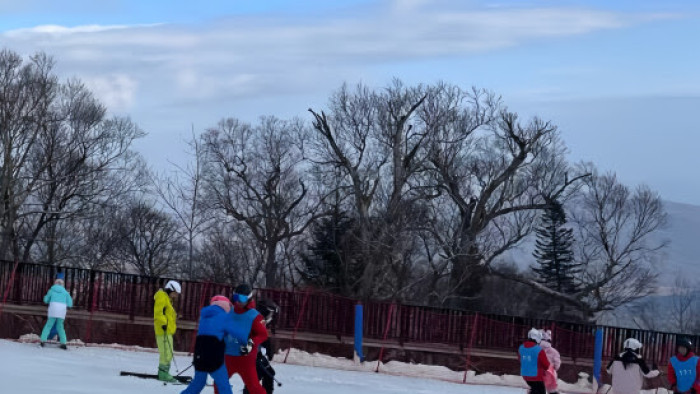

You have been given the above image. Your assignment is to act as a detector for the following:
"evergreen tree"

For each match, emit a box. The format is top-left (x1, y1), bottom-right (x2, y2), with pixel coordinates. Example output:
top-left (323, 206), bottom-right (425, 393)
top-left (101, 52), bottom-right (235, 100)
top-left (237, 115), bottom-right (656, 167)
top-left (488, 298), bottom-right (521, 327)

top-left (532, 200), bottom-right (580, 293)
top-left (299, 209), bottom-right (363, 296)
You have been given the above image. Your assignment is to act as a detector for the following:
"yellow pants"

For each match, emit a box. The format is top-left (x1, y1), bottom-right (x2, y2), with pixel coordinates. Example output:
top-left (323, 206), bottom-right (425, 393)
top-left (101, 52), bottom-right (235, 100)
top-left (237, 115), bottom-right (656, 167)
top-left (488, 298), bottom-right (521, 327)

top-left (156, 334), bottom-right (174, 365)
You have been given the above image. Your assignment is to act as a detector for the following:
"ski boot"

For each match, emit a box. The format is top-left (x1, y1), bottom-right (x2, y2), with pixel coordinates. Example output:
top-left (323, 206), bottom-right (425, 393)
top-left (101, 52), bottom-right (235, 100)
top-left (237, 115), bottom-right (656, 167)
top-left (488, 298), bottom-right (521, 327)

top-left (158, 364), bottom-right (178, 383)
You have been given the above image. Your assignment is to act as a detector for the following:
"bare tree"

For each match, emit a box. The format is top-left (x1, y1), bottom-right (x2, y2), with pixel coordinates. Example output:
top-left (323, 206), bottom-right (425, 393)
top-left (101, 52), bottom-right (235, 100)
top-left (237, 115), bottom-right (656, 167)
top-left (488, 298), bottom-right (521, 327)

top-left (197, 220), bottom-right (263, 284)
top-left (202, 116), bottom-right (320, 287)
top-left (423, 87), bottom-right (585, 307)
top-left (115, 200), bottom-right (184, 276)
top-left (308, 80), bottom-right (442, 299)
top-left (154, 129), bottom-right (212, 279)
top-left (18, 113), bottom-right (144, 264)
top-left (0, 49), bottom-right (144, 264)
top-left (0, 50), bottom-right (58, 259)
top-left (65, 204), bottom-right (123, 270)
top-left (571, 167), bottom-right (667, 316)
top-left (669, 274), bottom-right (698, 333)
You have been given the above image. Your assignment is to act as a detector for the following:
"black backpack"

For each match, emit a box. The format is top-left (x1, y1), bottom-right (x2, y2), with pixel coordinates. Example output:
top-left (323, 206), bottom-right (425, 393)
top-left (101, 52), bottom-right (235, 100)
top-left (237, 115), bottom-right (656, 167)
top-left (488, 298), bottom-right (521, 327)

top-left (192, 335), bottom-right (226, 372)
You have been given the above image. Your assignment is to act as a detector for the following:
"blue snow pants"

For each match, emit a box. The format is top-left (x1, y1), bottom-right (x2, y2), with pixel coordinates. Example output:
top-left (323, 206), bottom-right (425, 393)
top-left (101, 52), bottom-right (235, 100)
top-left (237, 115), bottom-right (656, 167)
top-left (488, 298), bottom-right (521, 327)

top-left (181, 364), bottom-right (232, 394)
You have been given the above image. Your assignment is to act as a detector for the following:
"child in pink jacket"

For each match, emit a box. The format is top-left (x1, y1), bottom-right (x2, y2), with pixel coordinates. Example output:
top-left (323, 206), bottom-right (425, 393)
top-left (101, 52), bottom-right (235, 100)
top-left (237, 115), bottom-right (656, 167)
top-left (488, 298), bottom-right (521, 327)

top-left (540, 330), bottom-right (561, 394)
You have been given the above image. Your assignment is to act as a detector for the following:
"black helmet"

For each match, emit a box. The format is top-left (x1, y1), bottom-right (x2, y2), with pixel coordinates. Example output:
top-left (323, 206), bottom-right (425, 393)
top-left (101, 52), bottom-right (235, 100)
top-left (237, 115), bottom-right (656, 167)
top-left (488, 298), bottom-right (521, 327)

top-left (231, 284), bottom-right (253, 304)
top-left (234, 284), bottom-right (252, 296)
top-left (677, 337), bottom-right (693, 349)
top-left (257, 298), bottom-right (279, 323)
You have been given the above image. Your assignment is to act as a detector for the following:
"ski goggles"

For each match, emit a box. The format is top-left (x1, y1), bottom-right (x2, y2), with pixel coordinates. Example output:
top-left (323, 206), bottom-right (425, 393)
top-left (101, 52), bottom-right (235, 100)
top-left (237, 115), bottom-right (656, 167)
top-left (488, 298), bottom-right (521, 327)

top-left (232, 292), bottom-right (251, 304)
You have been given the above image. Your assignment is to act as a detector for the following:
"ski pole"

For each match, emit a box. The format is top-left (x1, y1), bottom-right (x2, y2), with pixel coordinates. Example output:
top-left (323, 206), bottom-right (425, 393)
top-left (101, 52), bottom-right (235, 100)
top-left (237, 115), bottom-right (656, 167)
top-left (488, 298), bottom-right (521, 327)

top-left (176, 363), bottom-right (193, 377)
top-left (257, 358), bottom-right (283, 387)
top-left (164, 312), bottom-right (180, 373)
top-left (167, 334), bottom-right (180, 372)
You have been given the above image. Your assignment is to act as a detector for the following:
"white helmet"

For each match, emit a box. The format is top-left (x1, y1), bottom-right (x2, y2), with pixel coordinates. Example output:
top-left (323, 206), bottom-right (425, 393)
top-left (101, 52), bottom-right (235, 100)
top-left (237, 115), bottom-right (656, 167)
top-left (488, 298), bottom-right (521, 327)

top-left (165, 280), bottom-right (181, 294)
top-left (624, 338), bottom-right (642, 351)
top-left (528, 328), bottom-right (543, 343)
top-left (541, 330), bottom-right (552, 342)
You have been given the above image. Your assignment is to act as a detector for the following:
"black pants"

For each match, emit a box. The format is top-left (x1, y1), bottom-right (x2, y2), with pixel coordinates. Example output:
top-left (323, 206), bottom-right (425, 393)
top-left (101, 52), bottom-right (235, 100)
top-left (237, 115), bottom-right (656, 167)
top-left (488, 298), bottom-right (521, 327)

top-left (526, 381), bottom-right (546, 394)
top-left (243, 355), bottom-right (275, 394)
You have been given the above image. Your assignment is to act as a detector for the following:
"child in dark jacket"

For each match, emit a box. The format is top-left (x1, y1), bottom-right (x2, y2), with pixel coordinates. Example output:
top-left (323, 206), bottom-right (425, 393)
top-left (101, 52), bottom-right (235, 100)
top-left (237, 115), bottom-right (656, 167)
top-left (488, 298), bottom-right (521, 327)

top-left (243, 299), bottom-right (279, 394)
top-left (181, 296), bottom-right (237, 394)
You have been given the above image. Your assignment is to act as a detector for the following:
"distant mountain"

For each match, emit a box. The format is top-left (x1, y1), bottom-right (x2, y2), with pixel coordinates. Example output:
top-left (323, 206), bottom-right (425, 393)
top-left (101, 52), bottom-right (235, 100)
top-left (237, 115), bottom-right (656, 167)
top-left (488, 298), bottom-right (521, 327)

top-left (653, 201), bottom-right (700, 286)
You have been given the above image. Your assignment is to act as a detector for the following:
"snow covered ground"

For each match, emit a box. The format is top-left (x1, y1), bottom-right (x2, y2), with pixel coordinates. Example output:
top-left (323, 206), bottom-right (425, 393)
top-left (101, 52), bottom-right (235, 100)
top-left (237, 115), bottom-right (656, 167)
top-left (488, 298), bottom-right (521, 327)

top-left (0, 339), bottom-right (521, 394)
top-left (0, 339), bottom-right (672, 394)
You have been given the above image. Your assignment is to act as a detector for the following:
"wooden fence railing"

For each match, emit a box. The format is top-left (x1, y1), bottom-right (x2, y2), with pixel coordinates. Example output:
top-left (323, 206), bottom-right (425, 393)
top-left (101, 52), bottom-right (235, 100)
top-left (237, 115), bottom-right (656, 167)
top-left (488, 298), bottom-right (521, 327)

top-left (0, 259), bottom-right (695, 366)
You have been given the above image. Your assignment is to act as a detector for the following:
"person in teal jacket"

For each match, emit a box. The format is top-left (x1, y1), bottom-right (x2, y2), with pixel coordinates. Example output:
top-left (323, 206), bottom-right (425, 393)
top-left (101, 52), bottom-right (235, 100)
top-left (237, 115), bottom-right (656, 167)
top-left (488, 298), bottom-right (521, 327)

top-left (40, 277), bottom-right (73, 349)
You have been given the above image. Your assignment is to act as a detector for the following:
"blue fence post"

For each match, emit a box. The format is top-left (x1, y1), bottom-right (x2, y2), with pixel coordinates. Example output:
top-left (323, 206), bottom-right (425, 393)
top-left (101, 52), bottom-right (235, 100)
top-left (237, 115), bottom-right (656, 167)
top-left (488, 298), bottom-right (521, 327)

top-left (593, 327), bottom-right (604, 386)
top-left (354, 302), bottom-right (365, 362)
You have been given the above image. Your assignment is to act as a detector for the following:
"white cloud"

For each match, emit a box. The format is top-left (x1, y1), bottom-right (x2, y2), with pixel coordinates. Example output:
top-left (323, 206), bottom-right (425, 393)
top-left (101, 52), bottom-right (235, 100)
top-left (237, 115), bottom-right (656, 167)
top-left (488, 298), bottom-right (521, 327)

top-left (0, 2), bottom-right (675, 118)
top-left (0, 0), bottom-right (686, 191)
top-left (81, 74), bottom-right (138, 112)
top-left (4, 24), bottom-right (149, 37)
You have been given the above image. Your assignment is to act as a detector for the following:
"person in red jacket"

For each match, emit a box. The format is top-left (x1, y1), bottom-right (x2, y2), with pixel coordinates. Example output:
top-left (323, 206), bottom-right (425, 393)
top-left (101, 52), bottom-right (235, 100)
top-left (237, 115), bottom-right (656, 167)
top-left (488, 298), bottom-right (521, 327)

top-left (668, 337), bottom-right (700, 394)
top-left (214, 284), bottom-right (268, 394)
top-left (519, 328), bottom-right (551, 394)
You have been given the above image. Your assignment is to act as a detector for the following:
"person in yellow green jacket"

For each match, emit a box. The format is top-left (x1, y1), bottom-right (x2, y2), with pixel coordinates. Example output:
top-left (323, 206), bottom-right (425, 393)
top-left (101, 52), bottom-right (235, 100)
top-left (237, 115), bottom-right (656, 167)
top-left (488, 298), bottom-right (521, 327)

top-left (154, 280), bottom-right (181, 382)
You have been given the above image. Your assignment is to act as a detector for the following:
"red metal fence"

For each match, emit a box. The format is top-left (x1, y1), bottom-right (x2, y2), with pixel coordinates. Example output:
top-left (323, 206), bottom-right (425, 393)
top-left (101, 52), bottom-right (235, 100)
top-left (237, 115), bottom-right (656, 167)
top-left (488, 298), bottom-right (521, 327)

top-left (0, 259), bottom-right (695, 366)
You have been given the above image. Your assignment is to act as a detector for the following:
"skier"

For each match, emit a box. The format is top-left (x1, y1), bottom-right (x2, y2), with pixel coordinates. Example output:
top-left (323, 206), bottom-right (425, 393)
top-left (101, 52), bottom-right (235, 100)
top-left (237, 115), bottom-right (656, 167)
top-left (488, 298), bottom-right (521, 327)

top-left (668, 337), bottom-right (700, 394)
top-left (606, 338), bottom-right (659, 394)
top-left (39, 274), bottom-right (73, 349)
top-left (180, 296), bottom-right (238, 394)
top-left (539, 329), bottom-right (561, 394)
top-left (519, 328), bottom-right (551, 394)
top-left (154, 280), bottom-right (181, 382)
top-left (243, 298), bottom-right (280, 394)
top-left (214, 284), bottom-right (269, 394)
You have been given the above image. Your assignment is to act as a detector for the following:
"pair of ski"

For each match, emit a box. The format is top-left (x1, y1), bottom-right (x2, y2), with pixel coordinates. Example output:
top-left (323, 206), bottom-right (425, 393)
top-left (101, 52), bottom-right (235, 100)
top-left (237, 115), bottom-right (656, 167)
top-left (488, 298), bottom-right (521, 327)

top-left (119, 371), bottom-right (194, 386)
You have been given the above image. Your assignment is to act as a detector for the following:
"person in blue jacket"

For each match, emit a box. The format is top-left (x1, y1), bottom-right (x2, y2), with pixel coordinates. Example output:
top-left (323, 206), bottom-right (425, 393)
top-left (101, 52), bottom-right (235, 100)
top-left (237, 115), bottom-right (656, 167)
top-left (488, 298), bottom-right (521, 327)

top-left (214, 284), bottom-right (268, 394)
top-left (181, 295), bottom-right (238, 394)
top-left (40, 276), bottom-right (73, 349)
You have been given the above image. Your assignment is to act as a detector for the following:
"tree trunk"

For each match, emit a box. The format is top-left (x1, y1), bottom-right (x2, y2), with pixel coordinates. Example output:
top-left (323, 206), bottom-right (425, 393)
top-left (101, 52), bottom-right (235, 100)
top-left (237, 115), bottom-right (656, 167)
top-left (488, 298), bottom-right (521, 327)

top-left (264, 240), bottom-right (278, 288)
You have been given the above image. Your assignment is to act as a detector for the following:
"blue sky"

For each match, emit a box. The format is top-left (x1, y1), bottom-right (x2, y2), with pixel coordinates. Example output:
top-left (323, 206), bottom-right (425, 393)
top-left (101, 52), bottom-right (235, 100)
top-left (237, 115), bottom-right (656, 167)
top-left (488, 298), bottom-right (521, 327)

top-left (2, 0), bottom-right (700, 204)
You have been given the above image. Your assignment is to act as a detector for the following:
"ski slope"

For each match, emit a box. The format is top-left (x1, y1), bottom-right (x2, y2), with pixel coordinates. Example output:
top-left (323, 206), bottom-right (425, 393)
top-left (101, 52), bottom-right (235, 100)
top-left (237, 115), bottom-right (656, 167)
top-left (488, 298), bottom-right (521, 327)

top-left (0, 339), bottom-right (521, 394)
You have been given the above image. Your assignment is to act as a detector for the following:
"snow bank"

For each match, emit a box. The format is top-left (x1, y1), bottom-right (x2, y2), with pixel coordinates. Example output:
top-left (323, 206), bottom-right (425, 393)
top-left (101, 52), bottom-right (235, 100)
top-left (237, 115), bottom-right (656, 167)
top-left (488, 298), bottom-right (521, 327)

top-left (277, 348), bottom-right (674, 394)
top-left (277, 348), bottom-right (598, 392)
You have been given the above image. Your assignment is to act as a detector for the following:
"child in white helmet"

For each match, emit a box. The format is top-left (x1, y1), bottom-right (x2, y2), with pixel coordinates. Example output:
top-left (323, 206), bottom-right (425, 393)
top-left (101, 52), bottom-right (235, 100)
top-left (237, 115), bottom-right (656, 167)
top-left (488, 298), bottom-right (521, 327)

top-left (606, 338), bottom-right (659, 394)
top-left (519, 328), bottom-right (551, 394)
top-left (539, 329), bottom-right (561, 394)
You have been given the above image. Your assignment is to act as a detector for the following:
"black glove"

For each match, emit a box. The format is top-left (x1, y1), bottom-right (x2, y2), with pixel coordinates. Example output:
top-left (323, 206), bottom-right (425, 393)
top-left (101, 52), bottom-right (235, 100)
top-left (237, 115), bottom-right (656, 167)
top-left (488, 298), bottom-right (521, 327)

top-left (240, 338), bottom-right (254, 355)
